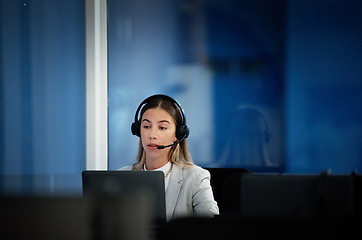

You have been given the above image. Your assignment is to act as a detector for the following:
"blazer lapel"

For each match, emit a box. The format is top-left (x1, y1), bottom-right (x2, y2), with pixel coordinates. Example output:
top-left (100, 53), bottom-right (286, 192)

top-left (165, 164), bottom-right (183, 221)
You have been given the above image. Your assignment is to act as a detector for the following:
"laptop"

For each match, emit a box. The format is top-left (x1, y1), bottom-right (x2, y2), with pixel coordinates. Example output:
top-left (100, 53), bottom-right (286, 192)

top-left (82, 170), bottom-right (166, 225)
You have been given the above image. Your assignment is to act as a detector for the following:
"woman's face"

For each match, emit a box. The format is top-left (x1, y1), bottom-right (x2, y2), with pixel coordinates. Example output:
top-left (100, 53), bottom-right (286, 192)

top-left (140, 107), bottom-right (177, 160)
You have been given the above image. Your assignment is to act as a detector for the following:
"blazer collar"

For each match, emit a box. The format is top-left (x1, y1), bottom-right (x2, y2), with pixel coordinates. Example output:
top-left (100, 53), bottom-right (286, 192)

top-left (169, 163), bottom-right (183, 183)
top-left (165, 164), bottom-right (183, 221)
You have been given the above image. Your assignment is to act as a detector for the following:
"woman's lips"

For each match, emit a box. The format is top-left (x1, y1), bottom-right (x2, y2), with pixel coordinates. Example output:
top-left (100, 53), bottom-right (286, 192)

top-left (147, 144), bottom-right (159, 150)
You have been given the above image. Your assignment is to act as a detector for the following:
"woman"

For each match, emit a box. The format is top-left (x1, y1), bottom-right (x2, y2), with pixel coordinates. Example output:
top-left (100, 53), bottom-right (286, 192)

top-left (120, 94), bottom-right (219, 221)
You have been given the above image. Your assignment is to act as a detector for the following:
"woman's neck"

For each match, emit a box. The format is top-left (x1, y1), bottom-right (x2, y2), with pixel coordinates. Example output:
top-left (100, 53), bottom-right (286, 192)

top-left (145, 157), bottom-right (169, 170)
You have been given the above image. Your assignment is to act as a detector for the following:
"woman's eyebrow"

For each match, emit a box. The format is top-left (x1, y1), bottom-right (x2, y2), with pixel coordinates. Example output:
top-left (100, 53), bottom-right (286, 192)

top-left (158, 120), bottom-right (171, 124)
top-left (141, 119), bottom-right (170, 124)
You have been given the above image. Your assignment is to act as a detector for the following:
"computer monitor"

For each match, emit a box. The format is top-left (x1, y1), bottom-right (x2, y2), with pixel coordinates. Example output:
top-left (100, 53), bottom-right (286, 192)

top-left (223, 174), bottom-right (354, 217)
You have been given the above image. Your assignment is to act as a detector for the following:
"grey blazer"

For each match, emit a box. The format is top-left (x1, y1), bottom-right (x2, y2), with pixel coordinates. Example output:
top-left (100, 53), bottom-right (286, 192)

top-left (119, 164), bottom-right (219, 221)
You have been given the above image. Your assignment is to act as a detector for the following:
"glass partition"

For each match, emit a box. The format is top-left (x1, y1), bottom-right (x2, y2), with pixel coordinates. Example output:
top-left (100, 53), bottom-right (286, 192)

top-left (0, 0), bottom-right (86, 196)
top-left (108, 0), bottom-right (285, 172)
top-left (108, 0), bottom-right (362, 174)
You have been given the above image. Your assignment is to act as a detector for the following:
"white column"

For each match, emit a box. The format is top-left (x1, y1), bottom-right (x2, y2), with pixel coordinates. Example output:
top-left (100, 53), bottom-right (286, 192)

top-left (85, 0), bottom-right (108, 170)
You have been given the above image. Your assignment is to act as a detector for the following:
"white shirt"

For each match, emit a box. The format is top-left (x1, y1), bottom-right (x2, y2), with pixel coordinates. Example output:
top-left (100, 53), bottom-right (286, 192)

top-left (144, 161), bottom-right (172, 193)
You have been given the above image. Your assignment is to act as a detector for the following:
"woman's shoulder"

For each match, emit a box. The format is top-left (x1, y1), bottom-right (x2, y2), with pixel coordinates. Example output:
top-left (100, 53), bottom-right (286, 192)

top-left (118, 165), bottom-right (134, 171)
top-left (180, 164), bottom-right (210, 179)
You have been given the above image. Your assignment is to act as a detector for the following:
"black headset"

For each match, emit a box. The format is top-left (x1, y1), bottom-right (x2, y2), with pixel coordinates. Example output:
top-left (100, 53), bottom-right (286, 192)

top-left (131, 94), bottom-right (190, 141)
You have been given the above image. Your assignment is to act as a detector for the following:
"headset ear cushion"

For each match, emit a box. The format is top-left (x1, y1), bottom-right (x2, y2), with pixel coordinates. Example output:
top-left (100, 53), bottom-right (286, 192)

top-left (176, 124), bottom-right (189, 140)
top-left (131, 121), bottom-right (140, 137)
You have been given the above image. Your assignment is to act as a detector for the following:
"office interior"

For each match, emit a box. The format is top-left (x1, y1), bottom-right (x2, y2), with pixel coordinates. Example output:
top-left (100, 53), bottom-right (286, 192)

top-left (1, 0), bottom-right (361, 239)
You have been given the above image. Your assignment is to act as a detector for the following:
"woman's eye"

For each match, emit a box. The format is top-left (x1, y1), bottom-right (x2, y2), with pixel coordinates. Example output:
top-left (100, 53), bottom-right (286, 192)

top-left (143, 125), bottom-right (150, 129)
top-left (160, 127), bottom-right (167, 130)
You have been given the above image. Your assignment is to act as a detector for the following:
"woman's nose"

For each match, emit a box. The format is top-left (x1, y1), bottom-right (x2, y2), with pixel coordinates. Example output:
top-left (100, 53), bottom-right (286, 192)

top-left (148, 128), bottom-right (157, 139)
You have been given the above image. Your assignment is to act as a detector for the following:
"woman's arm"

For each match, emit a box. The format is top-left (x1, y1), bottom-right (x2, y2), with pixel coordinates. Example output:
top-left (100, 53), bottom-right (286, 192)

top-left (192, 168), bottom-right (220, 217)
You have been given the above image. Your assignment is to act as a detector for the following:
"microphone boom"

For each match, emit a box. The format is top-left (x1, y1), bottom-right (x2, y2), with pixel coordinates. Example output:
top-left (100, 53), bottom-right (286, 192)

top-left (157, 136), bottom-right (185, 149)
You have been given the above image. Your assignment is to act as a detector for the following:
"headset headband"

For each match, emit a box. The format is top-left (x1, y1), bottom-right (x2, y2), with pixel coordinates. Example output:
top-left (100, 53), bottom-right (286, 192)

top-left (134, 94), bottom-right (187, 125)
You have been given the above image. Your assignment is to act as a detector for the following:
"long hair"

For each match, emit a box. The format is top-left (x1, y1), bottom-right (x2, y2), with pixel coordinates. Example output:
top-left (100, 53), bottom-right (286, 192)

top-left (132, 96), bottom-right (194, 170)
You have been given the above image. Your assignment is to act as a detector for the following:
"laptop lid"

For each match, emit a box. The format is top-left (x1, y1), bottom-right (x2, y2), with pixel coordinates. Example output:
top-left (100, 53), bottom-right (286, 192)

top-left (82, 170), bottom-right (166, 224)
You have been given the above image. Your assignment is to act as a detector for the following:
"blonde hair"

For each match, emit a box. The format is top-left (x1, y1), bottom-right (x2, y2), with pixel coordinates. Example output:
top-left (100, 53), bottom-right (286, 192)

top-left (132, 96), bottom-right (194, 170)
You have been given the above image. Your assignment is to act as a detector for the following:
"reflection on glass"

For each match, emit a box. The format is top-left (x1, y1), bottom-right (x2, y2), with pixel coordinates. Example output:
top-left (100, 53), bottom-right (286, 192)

top-left (218, 108), bottom-right (273, 168)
